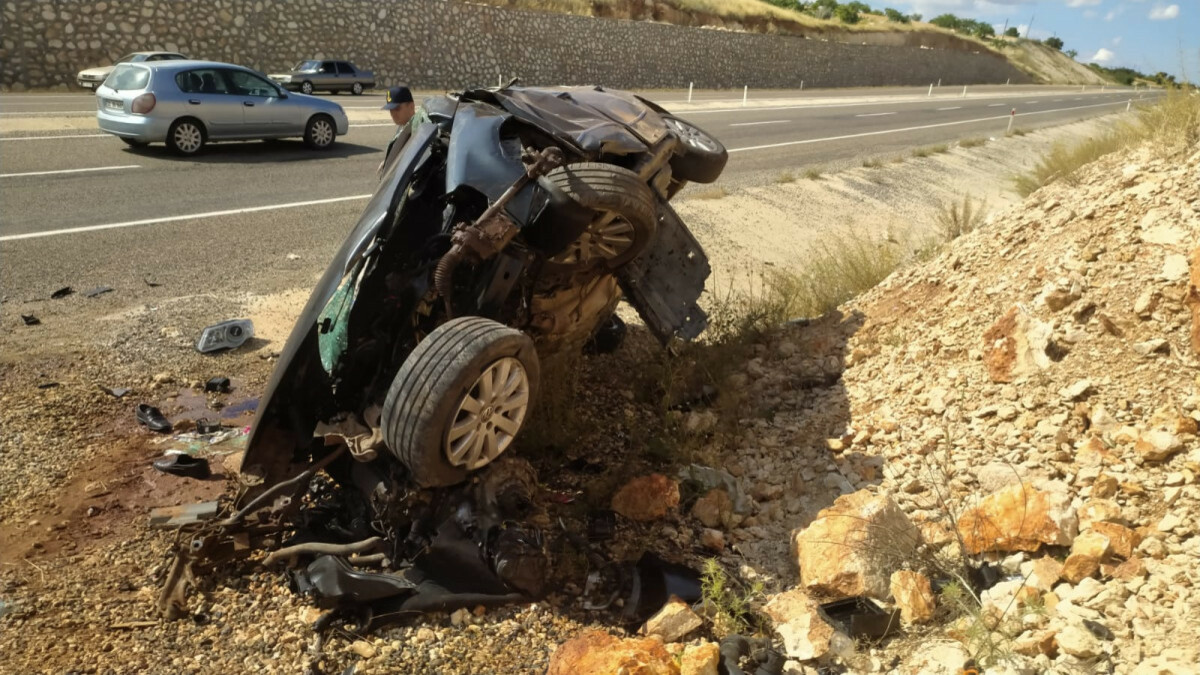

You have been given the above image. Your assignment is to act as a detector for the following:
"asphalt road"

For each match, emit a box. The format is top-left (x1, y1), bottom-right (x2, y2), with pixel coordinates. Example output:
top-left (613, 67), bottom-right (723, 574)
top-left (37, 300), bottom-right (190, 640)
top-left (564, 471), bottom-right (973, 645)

top-left (0, 86), bottom-right (1158, 310)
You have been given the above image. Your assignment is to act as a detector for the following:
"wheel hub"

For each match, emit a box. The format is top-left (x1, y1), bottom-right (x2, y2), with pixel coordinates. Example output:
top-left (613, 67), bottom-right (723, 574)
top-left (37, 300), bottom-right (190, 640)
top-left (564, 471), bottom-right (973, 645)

top-left (444, 357), bottom-right (529, 470)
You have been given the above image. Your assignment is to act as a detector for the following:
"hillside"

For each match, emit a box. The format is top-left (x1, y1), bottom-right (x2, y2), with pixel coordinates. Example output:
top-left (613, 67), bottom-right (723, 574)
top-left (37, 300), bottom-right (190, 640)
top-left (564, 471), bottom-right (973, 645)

top-left (466, 0), bottom-right (1113, 85)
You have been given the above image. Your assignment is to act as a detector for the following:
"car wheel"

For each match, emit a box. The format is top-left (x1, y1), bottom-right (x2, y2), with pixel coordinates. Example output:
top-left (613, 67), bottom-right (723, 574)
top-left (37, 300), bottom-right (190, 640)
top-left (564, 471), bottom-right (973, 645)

top-left (304, 114), bottom-right (336, 150)
top-left (544, 163), bottom-right (657, 270)
top-left (120, 137), bottom-right (149, 148)
top-left (662, 115), bottom-right (728, 184)
top-left (382, 316), bottom-right (539, 488)
top-left (351, 82), bottom-right (363, 95)
top-left (166, 118), bottom-right (206, 155)
top-left (300, 80), bottom-right (314, 95)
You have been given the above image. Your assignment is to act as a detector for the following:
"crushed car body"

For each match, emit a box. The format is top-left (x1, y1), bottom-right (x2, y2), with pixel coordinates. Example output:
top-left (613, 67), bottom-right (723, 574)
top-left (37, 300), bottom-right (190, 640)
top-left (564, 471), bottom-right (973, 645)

top-left (154, 83), bottom-right (728, 630)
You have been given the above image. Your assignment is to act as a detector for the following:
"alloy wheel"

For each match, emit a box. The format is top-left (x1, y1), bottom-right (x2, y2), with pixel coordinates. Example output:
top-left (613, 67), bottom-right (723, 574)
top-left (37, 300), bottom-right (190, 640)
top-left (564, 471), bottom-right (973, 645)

top-left (311, 119), bottom-right (334, 147)
top-left (550, 216), bottom-right (636, 266)
top-left (444, 357), bottom-right (530, 470)
top-left (665, 117), bottom-right (721, 153)
top-left (173, 123), bottom-right (202, 154)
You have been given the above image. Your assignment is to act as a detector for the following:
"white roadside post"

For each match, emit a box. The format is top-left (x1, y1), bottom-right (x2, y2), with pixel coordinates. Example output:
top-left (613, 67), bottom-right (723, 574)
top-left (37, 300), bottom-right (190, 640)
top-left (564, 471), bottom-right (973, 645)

top-left (743, 85), bottom-right (748, 107)
top-left (1127, 99), bottom-right (1132, 112)
top-left (1006, 78), bottom-right (1010, 85)
top-left (938, 78), bottom-right (942, 87)
top-left (928, 83), bottom-right (933, 97)
top-left (1008, 108), bottom-right (1016, 134)
top-left (961, 85), bottom-right (967, 98)
top-left (688, 82), bottom-right (693, 103)
top-left (800, 80), bottom-right (804, 91)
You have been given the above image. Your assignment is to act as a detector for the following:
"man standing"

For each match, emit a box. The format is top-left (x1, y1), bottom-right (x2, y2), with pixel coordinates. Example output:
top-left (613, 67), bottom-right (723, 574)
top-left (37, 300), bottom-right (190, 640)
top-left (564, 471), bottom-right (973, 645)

top-left (379, 84), bottom-right (427, 177)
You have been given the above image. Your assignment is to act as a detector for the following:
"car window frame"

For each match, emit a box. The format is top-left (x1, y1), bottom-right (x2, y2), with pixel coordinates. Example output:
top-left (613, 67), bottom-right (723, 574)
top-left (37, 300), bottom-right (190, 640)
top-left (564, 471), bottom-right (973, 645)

top-left (335, 62), bottom-right (354, 75)
top-left (319, 61), bottom-right (336, 74)
top-left (175, 67), bottom-right (232, 95)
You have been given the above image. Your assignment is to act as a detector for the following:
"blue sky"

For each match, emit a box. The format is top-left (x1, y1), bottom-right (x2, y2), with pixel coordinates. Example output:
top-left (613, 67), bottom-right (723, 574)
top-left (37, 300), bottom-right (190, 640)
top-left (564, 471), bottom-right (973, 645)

top-left (887, 0), bottom-right (1198, 78)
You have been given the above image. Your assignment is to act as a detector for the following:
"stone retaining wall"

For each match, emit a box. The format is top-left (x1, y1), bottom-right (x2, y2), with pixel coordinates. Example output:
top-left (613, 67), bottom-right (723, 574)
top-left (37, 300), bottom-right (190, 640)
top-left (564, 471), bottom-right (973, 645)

top-left (0, 0), bottom-right (1030, 91)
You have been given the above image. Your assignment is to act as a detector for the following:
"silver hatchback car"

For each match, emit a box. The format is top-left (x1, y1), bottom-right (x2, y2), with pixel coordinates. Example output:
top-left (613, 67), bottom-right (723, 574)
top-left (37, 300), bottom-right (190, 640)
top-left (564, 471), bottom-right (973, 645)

top-left (96, 60), bottom-right (350, 155)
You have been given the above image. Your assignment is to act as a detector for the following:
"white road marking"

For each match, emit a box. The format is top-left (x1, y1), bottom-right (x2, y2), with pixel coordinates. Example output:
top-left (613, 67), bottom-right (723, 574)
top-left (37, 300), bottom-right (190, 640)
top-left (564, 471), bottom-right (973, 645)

top-left (1026, 100), bottom-right (1040, 103)
top-left (1074, 98), bottom-right (1083, 100)
top-left (0, 194), bottom-right (372, 242)
top-left (0, 164), bottom-right (140, 178)
top-left (936, 106), bottom-right (962, 111)
top-left (728, 100), bottom-right (1129, 154)
top-left (1053, 99), bottom-right (1064, 102)
top-left (729, 120), bottom-right (789, 127)
top-left (854, 112), bottom-right (897, 117)
top-left (0, 133), bottom-right (109, 141)
top-left (987, 103), bottom-right (1006, 107)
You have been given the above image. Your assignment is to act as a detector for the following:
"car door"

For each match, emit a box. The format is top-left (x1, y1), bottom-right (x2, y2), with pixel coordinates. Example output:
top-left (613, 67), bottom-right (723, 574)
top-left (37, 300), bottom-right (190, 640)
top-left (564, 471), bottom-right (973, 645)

top-left (335, 62), bottom-right (354, 90)
top-left (174, 67), bottom-right (243, 138)
top-left (223, 68), bottom-right (287, 137)
top-left (315, 61), bottom-right (338, 90)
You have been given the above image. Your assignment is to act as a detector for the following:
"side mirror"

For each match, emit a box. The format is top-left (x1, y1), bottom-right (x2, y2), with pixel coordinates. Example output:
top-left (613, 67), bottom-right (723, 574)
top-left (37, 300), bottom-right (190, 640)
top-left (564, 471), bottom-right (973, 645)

top-left (277, 88), bottom-right (288, 99)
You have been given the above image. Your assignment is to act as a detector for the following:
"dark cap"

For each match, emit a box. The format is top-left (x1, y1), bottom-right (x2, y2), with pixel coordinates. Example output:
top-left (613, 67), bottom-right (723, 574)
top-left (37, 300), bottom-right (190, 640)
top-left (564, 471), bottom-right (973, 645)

top-left (382, 85), bottom-right (413, 110)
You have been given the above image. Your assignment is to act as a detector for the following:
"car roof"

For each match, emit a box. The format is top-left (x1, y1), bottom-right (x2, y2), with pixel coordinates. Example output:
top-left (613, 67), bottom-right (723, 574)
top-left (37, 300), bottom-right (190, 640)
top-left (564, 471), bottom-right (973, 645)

top-left (121, 60), bottom-right (258, 72)
top-left (128, 51), bottom-right (186, 56)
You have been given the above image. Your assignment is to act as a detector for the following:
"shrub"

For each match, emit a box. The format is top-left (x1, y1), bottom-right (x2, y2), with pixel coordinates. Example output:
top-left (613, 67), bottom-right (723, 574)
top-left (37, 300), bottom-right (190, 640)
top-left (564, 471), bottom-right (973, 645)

top-left (1004, 26), bottom-right (1019, 37)
top-left (884, 7), bottom-right (909, 22)
top-left (1044, 36), bottom-right (1064, 50)
top-left (936, 195), bottom-right (987, 240)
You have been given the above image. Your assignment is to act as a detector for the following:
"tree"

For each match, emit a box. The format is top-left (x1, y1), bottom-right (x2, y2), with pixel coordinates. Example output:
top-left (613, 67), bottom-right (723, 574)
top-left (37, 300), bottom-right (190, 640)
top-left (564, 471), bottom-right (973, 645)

top-left (1004, 26), bottom-right (1019, 37)
top-left (835, 4), bottom-right (861, 23)
top-left (1065, 49), bottom-right (1078, 59)
top-left (930, 13), bottom-right (960, 30)
top-left (884, 7), bottom-right (910, 23)
top-left (910, 12), bottom-right (921, 21)
top-left (973, 22), bottom-right (995, 38)
top-left (1045, 36), bottom-right (1064, 50)
top-left (845, 1), bottom-right (872, 13)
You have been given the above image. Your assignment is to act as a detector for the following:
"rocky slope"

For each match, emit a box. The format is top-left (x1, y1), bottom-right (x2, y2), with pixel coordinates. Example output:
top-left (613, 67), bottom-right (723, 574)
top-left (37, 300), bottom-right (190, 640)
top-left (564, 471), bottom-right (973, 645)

top-left (549, 132), bottom-right (1200, 673)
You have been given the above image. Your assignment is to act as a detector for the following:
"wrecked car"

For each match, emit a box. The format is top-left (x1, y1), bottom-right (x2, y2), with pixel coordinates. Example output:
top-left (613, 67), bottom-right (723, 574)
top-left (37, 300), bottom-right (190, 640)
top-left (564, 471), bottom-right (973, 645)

top-left (156, 83), bottom-right (728, 626)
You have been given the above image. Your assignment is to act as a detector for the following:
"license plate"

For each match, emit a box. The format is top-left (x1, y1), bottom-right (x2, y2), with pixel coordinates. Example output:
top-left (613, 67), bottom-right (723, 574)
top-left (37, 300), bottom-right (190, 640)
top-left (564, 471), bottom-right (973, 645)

top-left (82, 82), bottom-right (95, 89)
top-left (105, 99), bottom-right (123, 110)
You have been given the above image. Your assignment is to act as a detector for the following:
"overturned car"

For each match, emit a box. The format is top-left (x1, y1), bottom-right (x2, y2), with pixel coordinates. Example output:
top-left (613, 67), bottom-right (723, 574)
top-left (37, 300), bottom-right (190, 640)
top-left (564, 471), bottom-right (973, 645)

top-left (157, 84), bottom-right (727, 626)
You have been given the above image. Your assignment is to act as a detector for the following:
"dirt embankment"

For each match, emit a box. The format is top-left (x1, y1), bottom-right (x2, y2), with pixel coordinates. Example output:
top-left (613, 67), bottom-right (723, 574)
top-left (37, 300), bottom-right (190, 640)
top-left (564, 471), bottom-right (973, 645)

top-left (470, 0), bottom-right (1106, 84)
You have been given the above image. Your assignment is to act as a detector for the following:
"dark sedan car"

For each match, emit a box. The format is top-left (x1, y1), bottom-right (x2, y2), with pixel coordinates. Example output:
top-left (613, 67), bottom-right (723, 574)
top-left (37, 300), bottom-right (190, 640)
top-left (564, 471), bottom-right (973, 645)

top-left (268, 60), bottom-right (375, 95)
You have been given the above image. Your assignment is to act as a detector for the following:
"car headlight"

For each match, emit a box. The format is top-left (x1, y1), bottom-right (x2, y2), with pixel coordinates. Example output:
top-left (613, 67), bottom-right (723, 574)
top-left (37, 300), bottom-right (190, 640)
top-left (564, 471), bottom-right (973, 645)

top-left (195, 319), bottom-right (254, 353)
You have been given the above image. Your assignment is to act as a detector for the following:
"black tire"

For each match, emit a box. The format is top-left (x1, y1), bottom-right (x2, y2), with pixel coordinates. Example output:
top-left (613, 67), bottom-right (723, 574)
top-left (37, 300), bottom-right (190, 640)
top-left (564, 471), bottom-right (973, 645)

top-left (121, 137), bottom-right (149, 148)
top-left (351, 82), bottom-right (363, 95)
top-left (381, 317), bottom-right (540, 488)
top-left (304, 114), bottom-right (336, 150)
top-left (166, 118), bottom-right (206, 155)
top-left (663, 115), bottom-right (728, 184)
top-left (543, 163), bottom-right (657, 270)
top-left (300, 80), bottom-right (314, 95)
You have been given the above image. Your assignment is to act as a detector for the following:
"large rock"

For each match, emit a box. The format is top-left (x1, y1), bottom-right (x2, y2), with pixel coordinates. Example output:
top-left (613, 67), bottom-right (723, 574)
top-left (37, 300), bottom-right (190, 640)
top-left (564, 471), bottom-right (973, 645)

top-left (612, 474), bottom-right (680, 521)
top-left (642, 597), bottom-right (703, 643)
top-left (1061, 553), bottom-right (1099, 583)
top-left (691, 488), bottom-right (733, 529)
top-left (1056, 623), bottom-right (1102, 659)
top-left (547, 630), bottom-right (679, 675)
top-left (889, 571), bottom-right (935, 624)
top-left (762, 588), bottom-right (848, 661)
top-left (680, 642), bottom-right (719, 675)
top-left (956, 482), bottom-right (1078, 554)
top-left (793, 490), bottom-right (920, 599)
top-left (1089, 522), bottom-right (1141, 559)
top-left (982, 306), bottom-right (1052, 383)
top-left (1186, 247), bottom-right (1200, 356)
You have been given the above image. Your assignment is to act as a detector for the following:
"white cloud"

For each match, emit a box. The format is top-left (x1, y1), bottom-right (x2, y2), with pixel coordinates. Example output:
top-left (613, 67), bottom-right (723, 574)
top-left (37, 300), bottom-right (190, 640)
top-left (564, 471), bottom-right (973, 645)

top-left (1104, 6), bottom-right (1125, 21)
top-left (1083, 9), bottom-right (1098, 18)
top-left (1066, 0), bottom-right (1101, 7)
top-left (1090, 48), bottom-right (1116, 63)
top-left (1149, 3), bottom-right (1180, 19)
top-left (1112, 36), bottom-right (1123, 45)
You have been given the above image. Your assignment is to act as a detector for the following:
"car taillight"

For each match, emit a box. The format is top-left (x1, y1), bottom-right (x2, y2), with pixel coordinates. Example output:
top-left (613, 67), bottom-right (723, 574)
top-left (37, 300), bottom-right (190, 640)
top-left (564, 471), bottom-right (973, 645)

top-left (131, 93), bottom-right (156, 114)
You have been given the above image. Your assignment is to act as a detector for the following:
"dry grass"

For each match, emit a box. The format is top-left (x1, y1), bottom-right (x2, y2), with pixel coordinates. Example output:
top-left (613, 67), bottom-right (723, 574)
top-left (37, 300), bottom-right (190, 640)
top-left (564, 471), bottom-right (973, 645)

top-left (689, 185), bottom-right (730, 200)
top-left (936, 195), bottom-right (988, 241)
top-left (804, 167), bottom-right (824, 180)
top-left (861, 157), bottom-right (884, 168)
top-left (775, 170), bottom-right (796, 184)
top-left (958, 137), bottom-right (986, 148)
top-left (911, 145), bottom-right (946, 158)
top-left (1015, 90), bottom-right (1200, 197)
